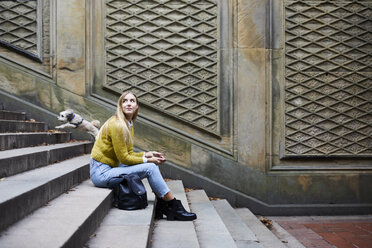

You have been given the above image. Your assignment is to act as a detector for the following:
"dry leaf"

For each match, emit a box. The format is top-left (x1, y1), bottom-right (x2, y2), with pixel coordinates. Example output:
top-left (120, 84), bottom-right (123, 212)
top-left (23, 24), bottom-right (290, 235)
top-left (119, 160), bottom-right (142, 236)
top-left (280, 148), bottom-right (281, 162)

top-left (259, 216), bottom-right (273, 229)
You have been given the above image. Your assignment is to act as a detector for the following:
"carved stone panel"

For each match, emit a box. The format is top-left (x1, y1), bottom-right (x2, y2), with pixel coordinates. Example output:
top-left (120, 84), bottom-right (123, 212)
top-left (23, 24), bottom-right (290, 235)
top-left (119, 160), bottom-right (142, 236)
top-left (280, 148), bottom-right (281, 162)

top-left (284, 1), bottom-right (372, 157)
top-left (104, 0), bottom-right (218, 134)
top-left (0, 0), bottom-right (42, 62)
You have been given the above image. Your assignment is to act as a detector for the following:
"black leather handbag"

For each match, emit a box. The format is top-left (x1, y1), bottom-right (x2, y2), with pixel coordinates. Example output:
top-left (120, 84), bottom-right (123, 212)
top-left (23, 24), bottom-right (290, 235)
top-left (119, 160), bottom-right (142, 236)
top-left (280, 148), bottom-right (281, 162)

top-left (111, 174), bottom-right (148, 210)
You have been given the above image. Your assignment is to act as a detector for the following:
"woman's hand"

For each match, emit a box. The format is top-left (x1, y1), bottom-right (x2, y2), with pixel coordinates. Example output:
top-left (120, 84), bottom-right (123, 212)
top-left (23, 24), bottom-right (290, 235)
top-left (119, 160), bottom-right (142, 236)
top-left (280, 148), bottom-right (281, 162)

top-left (145, 151), bottom-right (164, 159)
top-left (145, 151), bottom-right (166, 165)
top-left (147, 156), bottom-right (166, 165)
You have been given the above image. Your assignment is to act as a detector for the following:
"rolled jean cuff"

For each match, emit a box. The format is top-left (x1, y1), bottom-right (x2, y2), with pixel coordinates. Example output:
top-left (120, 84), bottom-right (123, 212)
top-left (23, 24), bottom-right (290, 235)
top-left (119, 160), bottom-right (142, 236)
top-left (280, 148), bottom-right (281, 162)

top-left (158, 189), bottom-right (170, 198)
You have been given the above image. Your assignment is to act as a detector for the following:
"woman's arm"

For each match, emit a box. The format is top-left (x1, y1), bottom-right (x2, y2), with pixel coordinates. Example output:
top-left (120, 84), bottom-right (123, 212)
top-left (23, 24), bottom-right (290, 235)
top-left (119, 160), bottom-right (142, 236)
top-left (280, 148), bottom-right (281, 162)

top-left (110, 121), bottom-right (144, 165)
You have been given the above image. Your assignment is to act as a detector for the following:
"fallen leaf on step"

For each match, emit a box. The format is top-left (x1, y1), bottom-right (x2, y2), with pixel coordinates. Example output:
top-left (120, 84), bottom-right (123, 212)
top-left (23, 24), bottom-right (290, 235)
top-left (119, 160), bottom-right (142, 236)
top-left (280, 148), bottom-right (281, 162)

top-left (259, 216), bottom-right (273, 229)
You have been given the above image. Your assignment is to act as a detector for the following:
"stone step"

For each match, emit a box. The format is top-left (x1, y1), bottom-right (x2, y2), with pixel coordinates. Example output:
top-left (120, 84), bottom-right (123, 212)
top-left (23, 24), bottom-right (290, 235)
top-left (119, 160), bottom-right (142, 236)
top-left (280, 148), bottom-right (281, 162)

top-left (86, 179), bottom-right (155, 248)
top-left (212, 199), bottom-right (263, 248)
top-left (0, 132), bottom-right (71, 150)
top-left (0, 154), bottom-right (90, 232)
top-left (0, 141), bottom-right (93, 178)
top-left (187, 190), bottom-right (237, 248)
top-left (0, 110), bottom-right (26, 121)
top-left (0, 119), bottom-right (48, 132)
top-left (235, 208), bottom-right (287, 248)
top-left (269, 221), bottom-right (306, 248)
top-left (0, 180), bottom-right (112, 248)
top-left (151, 180), bottom-right (200, 248)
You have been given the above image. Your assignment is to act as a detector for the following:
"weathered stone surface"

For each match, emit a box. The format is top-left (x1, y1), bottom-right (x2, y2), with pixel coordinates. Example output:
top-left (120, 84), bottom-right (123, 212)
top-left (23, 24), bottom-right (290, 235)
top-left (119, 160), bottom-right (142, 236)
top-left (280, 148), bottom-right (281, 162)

top-left (0, 62), bottom-right (35, 95)
top-left (237, 48), bottom-right (267, 171)
top-left (135, 120), bottom-right (192, 168)
top-left (56, 0), bottom-right (85, 96)
top-left (236, 0), bottom-right (267, 48)
top-left (36, 81), bottom-right (52, 109)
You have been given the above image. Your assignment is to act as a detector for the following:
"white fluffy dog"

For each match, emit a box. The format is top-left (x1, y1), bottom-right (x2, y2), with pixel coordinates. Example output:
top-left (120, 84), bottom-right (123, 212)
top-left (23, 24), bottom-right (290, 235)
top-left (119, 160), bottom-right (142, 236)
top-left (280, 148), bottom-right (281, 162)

top-left (55, 109), bottom-right (100, 139)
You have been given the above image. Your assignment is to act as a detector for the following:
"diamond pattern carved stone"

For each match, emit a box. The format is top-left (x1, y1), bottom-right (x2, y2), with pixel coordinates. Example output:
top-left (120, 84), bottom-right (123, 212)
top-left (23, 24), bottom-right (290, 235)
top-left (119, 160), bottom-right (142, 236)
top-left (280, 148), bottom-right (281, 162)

top-left (105, 0), bottom-right (218, 133)
top-left (0, 0), bottom-right (41, 61)
top-left (284, 1), bottom-right (372, 157)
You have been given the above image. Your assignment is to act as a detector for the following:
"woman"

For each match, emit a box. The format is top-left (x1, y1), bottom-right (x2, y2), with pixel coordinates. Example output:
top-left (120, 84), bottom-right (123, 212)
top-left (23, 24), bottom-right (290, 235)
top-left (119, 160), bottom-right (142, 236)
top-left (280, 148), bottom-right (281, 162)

top-left (90, 91), bottom-right (196, 221)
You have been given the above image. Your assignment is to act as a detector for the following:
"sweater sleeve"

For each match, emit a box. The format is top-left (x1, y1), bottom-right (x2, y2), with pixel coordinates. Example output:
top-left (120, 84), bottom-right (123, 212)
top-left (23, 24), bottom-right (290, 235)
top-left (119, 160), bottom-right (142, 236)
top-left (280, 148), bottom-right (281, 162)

top-left (110, 121), bottom-right (144, 165)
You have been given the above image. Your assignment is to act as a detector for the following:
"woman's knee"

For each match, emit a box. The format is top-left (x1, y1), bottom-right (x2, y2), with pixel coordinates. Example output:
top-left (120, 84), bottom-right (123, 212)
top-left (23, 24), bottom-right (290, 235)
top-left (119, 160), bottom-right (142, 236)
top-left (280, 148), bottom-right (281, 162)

top-left (145, 162), bottom-right (159, 175)
top-left (91, 176), bottom-right (107, 188)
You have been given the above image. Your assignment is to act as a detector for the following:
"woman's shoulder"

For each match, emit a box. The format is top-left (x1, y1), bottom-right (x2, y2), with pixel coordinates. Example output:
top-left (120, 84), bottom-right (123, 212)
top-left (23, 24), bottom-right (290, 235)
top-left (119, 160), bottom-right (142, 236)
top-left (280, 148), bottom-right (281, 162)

top-left (107, 116), bottom-right (119, 126)
top-left (108, 116), bottom-right (127, 132)
top-left (107, 115), bottom-right (115, 121)
top-left (107, 116), bottom-right (118, 124)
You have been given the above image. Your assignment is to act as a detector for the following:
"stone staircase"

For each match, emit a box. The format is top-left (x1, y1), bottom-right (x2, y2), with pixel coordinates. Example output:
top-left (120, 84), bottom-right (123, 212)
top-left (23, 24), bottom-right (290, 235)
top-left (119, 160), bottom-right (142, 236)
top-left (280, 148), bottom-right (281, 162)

top-left (0, 109), bottom-right (303, 248)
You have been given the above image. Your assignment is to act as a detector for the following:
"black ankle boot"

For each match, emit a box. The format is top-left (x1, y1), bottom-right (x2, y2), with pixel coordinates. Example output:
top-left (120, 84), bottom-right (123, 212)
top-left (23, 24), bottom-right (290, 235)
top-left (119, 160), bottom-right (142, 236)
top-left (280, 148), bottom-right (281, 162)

top-left (165, 198), bottom-right (197, 221)
top-left (155, 197), bottom-right (167, 219)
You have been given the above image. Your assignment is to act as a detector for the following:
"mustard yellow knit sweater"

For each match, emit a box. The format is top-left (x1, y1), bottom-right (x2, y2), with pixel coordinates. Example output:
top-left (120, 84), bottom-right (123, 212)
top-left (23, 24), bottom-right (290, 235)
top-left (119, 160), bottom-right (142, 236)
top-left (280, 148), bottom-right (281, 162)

top-left (91, 116), bottom-right (144, 167)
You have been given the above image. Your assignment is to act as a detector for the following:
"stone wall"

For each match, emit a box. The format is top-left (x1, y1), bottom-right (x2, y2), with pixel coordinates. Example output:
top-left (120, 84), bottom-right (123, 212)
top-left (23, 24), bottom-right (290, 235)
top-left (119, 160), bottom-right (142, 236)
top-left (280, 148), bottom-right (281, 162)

top-left (0, 0), bottom-right (371, 215)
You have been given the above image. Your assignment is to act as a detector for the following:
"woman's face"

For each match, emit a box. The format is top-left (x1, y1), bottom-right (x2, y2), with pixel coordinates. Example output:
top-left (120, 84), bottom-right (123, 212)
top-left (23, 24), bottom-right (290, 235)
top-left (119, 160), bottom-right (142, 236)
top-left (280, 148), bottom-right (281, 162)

top-left (122, 93), bottom-right (138, 120)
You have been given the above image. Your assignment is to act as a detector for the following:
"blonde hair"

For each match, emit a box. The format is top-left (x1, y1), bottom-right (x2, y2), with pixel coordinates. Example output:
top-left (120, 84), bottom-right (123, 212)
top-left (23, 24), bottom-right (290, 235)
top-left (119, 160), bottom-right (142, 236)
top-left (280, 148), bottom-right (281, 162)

top-left (97, 91), bottom-right (139, 144)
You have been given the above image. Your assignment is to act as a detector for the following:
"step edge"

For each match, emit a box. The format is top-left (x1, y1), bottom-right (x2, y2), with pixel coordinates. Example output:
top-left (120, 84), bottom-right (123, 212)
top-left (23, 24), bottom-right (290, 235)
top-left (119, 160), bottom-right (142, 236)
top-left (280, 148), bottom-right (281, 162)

top-left (187, 190), bottom-right (237, 248)
top-left (212, 199), bottom-right (259, 243)
top-left (0, 180), bottom-right (113, 248)
top-left (0, 154), bottom-right (91, 182)
top-left (0, 141), bottom-right (92, 159)
top-left (235, 208), bottom-right (287, 248)
top-left (0, 143), bottom-right (93, 177)
top-left (86, 180), bottom-right (156, 248)
top-left (0, 132), bottom-right (72, 150)
top-left (0, 158), bottom-right (90, 232)
top-left (63, 181), bottom-right (113, 248)
top-left (151, 180), bottom-right (200, 248)
top-left (0, 119), bottom-right (46, 124)
top-left (0, 132), bottom-right (70, 135)
top-left (269, 221), bottom-right (306, 248)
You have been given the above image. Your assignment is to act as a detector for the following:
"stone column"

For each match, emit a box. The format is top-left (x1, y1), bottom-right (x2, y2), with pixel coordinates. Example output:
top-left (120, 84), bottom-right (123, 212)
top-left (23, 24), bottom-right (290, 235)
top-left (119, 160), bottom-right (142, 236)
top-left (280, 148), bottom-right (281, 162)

top-left (56, 0), bottom-right (86, 96)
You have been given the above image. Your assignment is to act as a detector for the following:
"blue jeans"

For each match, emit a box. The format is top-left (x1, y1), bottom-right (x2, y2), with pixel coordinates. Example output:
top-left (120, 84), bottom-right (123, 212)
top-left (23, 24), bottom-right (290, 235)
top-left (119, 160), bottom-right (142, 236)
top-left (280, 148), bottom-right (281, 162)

top-left (90, 158), bottom-right (170, 198)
